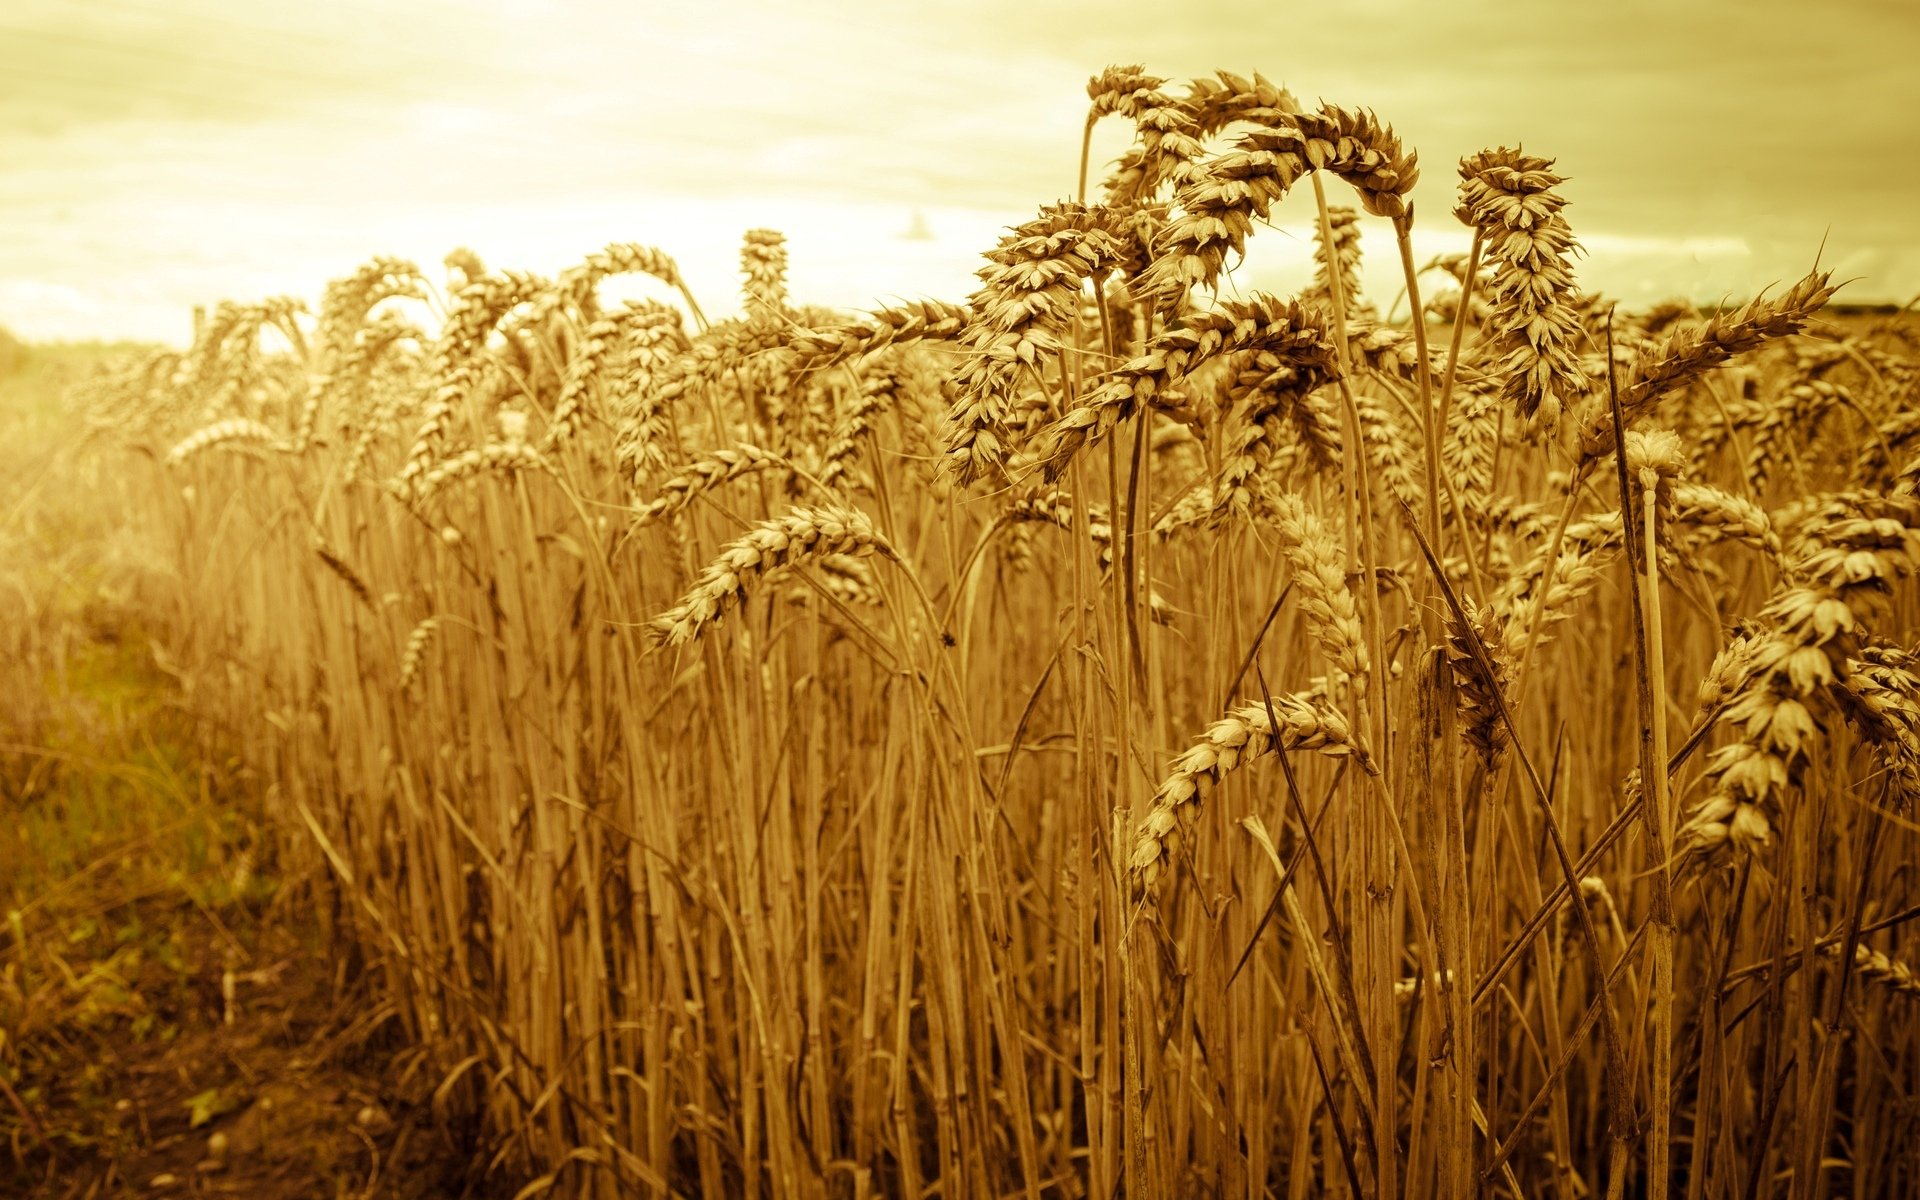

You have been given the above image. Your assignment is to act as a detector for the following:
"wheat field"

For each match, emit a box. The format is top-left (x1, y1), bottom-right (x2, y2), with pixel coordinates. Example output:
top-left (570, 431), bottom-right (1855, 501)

top-left (10, 63), bottom-right (1920, 1198)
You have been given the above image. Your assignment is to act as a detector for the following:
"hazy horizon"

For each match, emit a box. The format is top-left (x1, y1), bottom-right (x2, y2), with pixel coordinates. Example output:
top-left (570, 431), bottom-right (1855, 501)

top-left (5, 0), bottom-right (1917, 344)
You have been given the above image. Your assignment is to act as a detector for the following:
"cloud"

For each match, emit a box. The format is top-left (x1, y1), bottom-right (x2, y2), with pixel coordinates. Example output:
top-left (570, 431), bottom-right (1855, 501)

top-left (2, 0), bottom-right (1916, 341)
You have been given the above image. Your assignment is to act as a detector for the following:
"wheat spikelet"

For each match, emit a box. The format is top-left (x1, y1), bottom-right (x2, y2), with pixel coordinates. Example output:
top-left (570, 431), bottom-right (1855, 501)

top-left (1352, 389), bottom-right (1420, 505)
top-left (1443, 377), bottom-right (1501, 499)
top-left (166, 417), bottom-right (285, 466)
top-left (1181, 69), bottom-right (1300, 137)
top-left (412, 441), bottom-right (552, 503)
top-left (1680, 495), bottom-right (1920, 863)
top-left (1493, 538), bottom-right (1613, 660)
top-left (317, 256), bottom-right (427, 367)
top-left (1003, 488), bottom-right (1115, 568)
top-left (609, 310), bottom-right (697, 484)
top-left (317, 311), bottom-right (424, 448)
top-left (740, 229), bottom-right (789, 316)
top-left (1455, 148), bottom-right (1589, 435)
top-left (1671, 482), bottom-right (1784, 560)
top-left (1577, 269), bottom-right (1837, 465)
top-left (635, 444), bottom-right (786, 526)
top-left (1445, 596), bottom-right (1512, 767)
top-left (1213, 368), bottom-right (1343, 518)
top-left (312, 541), bottom-right (374, 610)
top-left (1086, 65), bottom-right (1210, 201)
top-left (650, 505), bottom-right (898, 647)
top-left (785, 300), bottom-right (970, 375)
top-left (1129, 692), bottom-right (1371, 889)
top-left (785, 553), bottom-right (884, 609)
top-left (1853, 410), bottom-right (1920, 488)
top-left (944, 203), bottom-right (1143, 484)
top-left (538, 315), bottom-right (626, 453)
top-left (646, 318), bottom-right (790, 412)
top-left (1822, 943), bottom-right (1920, 1000)
top-left (1271, 492), bottom-right (1369, 681)
top-left (1135, 104), bottom-right (1417, 308)
top-left (397, 617), bottom-right (440, 694)
top-left (1302, 205), bottom-right (1367, 316)
top-left (398, 271), bottom-right (549, 489)
top-left (533, 242), bottom-right (700, 328)
top-left (1034, 294), bottom-right (1336, 482)
top-left (578, 242), bottom-right (684, 292)
top-left (820, 361), bottom-right (909, 493)
top-left (444, 246), bottom-right (486, 285)
top-left (1832, 642), bottom-right (1920, 806)
top-left (1744, 379), bottom-right (1850, 491)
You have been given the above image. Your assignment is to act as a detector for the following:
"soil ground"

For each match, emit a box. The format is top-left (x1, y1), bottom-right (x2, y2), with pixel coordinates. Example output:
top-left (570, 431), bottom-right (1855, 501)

top-left (0, 339), bottom-right (507, 1197)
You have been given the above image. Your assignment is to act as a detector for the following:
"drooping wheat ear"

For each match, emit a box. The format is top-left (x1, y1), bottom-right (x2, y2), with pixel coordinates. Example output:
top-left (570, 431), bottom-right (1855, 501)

top-left (786, 553), bottom-right (884, 609)
top-left (784, 300), bottom-right (970, 376)
top-left (537, 242), bottom-right (704, 328)
top-left (538, 316), bottom-right (625, 454)
top-left (321, 312), bottom-right (423, 432)
top-left (821, 362), bottom-right (909, 493)
top-left (1153, 482), bottom-right (1225, 539)
top-left (1213, 368), bottom-right (1344, 518)
top-left (166, 417), bottom-right (285, 466)
top-left (1853, 410), bottom-right (1920, 489)
top-left (635, 444), bottom-right (786, 526)
top-left (1444, 596), bottom-right (1512, 768)
top-left (190, 298), bottom-right (310, 423)
top-left (339, 348), bottom-right (428, 486)
top-left (1302, 205), bottom-right (1368, 316)
top-left (397, 617), bottom-right (440, 695)
top-left (1462, 495), bottom-right (1554, 544)
top-left (1493, 537), bottom-right (1613, 661)
top-left (1182, 69), bottom-right (1301, 137)
top-left (739, 228), bottom-right (789, 317)
top-left (79, 346), bottom-right (180, 430)
top-left (1823, 942), bottom-right (1920, 1000)
top-left (411, 442), bottom-right (552, 503)
top-left (1680, 495), bottom-right (1920, 864)
top-left (398, 271), bottom-right (549, 490)
top-left (1744, 379), bottom-right (1851, 492)
top-left (1128, 692), bottom-right (1373, 890)
top-left (645, 318), bottom-right (791, 413)
top-left (1003, 488), bottom-right (1115, 568)
top-left (1085, 65), bottom-right (1209, 202)
top-left (944, 204), bottom-right (1143, 485)
top-left (1135, 104), bottom-right (1417, 310)
top-left (1671, 482), bottom-right (1784, 561)
top-left (312, 540), bottom-right (374, 610)
top-left (317, 256), bottom-right (427, 367)
top-left (1035, 294), bottom-right (1337, 482)
top-left (1270, 492), bottom-right (1369, 681)
top-left (1576, 269), bottom-right (1837, 466)
top-left (608, 309), bottom-right (695, 483)
top-left (649, 505), bottom-right (899, 647)
top-left (1833, 642), bottom-right (1920, 807)
top-left (1454, 148), bottom-right (1589, 436)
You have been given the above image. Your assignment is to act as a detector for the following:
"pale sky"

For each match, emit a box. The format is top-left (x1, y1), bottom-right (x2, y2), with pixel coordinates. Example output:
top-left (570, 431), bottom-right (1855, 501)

top-left (3, 0), bottom-right (1916, 343)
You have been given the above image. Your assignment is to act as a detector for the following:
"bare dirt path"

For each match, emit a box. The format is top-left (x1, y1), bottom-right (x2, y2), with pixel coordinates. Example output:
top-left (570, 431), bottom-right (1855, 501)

top-left (0, 340), bottom-right (499, 1197)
